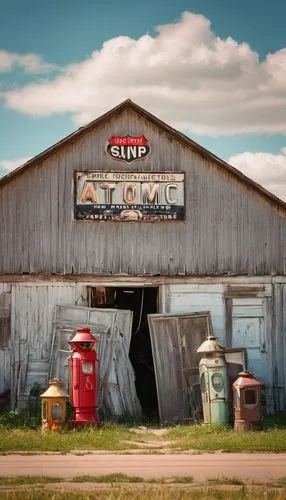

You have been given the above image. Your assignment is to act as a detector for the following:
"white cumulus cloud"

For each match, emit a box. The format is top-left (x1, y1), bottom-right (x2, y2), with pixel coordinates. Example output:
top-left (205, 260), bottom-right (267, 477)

top-left (0, 157), bottom-right (30, 174)
top-left (228, 149), bottom-right (286, 202)
top-left (2, 11), bottom-right (286, 135)
top-left (0, 50), bottom-right (56, 74)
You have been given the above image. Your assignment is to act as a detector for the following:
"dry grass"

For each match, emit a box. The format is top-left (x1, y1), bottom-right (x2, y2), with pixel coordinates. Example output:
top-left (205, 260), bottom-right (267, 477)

top-left (0, 484), bottom-right (285, 499)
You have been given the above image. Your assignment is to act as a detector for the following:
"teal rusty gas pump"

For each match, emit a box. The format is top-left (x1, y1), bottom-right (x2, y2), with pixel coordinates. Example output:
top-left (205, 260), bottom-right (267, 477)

top-left (197, 335), bottom-right (229, 425)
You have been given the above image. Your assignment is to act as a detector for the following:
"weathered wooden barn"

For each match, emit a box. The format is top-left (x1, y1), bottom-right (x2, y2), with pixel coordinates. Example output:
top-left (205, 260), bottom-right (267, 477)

top-left (0, 99), bottom-right (285, 420)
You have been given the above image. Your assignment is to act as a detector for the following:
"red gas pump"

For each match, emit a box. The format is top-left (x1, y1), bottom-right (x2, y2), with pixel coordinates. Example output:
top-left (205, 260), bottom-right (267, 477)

top-left (68, 327), bottom-right (100, 426)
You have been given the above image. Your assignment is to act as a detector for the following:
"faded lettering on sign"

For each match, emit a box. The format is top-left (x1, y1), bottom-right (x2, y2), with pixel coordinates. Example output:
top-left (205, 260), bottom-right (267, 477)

top-left (105, 135), bottom-right (151, 164)
top-left (75, 171), bottom-right (185, 222)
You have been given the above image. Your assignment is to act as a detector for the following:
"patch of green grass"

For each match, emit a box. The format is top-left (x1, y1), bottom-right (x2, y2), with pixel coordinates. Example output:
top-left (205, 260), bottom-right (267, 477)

top-left (263, 413), bottom-right (286, 429)
top-left (166, 424), bottom-right (286, 452)
top-left (167, 476), bottom-right (194, 484)
top-left (207, 477), bottom-right (244, 485)
top-left (1, 423), bottom-right (286, 452)
top-left (279, 477), bottom-right (286, 485)
top-left (0, 423), bottom-right (144, 452)
top-left (72, 473), bottom-right (143, 483)
top-left (0, 409), bottom-right (41, 430)
top-left (0, 414), bottom-right (285, 453)
top-left (0, 476), bottom-right (62, 485)
top-left (71, 474), bottom-right (194, 484)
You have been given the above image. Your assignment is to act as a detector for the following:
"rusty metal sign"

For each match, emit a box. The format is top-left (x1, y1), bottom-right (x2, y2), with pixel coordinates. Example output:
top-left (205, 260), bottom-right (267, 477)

top-left (75, 171), bottom-right (185, 221)
top-left (105, 135), bottom-right (151, 164)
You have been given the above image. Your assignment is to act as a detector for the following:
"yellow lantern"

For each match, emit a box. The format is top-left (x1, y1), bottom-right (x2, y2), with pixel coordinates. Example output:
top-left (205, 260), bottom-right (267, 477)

top-left (40, 378), bottom-right (68, 431)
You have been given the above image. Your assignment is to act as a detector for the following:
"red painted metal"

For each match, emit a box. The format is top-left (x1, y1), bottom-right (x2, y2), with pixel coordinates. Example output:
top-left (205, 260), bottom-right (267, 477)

top-left (68, 328), bottom-right (100, 425)
top-left (233, 371), bottom-right (262, 389)
top-left (109, 135), bottom-right (148, 146)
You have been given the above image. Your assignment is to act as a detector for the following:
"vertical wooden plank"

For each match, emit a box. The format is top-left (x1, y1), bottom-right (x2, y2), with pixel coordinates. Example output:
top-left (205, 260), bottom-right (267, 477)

top-left (178, 314), bottom-right (211, 420)
top-left (225, 298), bottom-right (233, 348)
top-left (265, 294), bottom-right (274, 413)
top-left (273, 283), bottom-right (283, 410)
top-left (0, 292), bottom-right (11, 348)
top-left (283, 284), bottom-right (286, 410)
top-left (10, 284), bottom-right (76, 406)
top-left (10, 284), bottom-right (18, 409)
top-left (148, 315), bottom-right (188, 421)
top-left (0, 284), bottom-right (11, 394)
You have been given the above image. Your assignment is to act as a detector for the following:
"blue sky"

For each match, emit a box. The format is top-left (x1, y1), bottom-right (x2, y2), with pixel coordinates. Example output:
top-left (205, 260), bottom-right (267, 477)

top-left (1, 0), bottom-right (286, 200)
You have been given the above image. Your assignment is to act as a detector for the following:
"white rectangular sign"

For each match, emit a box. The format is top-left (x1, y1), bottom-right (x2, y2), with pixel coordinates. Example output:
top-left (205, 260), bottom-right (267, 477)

top-left (75, 171), bottom-right (185, 222)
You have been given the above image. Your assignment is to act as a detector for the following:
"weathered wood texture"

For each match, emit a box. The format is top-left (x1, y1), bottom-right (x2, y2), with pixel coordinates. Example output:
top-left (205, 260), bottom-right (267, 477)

top-left (167, 284), bottom-right (225, 342)
top-left (0, 277), bottom-right (285, 412)
top-left (10, 284), bottom-right (78, 408)
top-left (0, 108), bottom-right (285, 276)
top-left (273, 283), bottom-right (286, 411)
top-left (0, 290), bottom-right (11, 348)
top-left (0, 284), bottom-right (11, 393)
top-left (166, 282), bottom-right (278, 412)
top-left (148, 312), bottom-right (210, 422)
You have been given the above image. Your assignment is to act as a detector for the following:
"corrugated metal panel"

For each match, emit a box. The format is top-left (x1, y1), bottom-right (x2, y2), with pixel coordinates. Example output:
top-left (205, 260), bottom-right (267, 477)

top-left (0, 108), bottom-right (285, 276)
top-left (168, 284), bottom-right (225, 344)
top-left (10, 284), bottom-right (76, 407)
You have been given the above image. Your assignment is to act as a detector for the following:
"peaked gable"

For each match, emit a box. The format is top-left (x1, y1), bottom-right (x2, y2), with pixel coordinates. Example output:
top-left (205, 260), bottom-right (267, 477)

top-left (0, 99), bottom-right (285, 213)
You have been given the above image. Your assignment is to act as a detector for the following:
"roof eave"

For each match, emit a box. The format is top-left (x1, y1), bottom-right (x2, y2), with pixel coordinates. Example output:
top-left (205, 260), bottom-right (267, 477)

top-left (0, 98), bottom-right (285, 212)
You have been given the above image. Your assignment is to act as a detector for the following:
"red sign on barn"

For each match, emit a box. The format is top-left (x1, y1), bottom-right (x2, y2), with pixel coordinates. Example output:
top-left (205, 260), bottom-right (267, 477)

top-left (105, 135), bottom-right (151, 164)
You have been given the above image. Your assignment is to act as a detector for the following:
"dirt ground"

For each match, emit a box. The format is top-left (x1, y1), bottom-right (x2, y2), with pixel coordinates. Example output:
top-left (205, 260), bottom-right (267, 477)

top-left (0, 452), bottom-right (285, 483)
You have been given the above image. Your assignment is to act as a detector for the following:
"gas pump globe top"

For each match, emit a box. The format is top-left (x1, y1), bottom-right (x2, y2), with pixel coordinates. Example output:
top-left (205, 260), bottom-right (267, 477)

top-left (197, 335), bottom-right (229, 425)
top-left (68, 327), bottom-right (100, 426)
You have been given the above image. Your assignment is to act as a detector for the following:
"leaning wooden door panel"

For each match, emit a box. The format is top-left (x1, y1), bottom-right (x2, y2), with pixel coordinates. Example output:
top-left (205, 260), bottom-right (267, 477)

top-left (148, 314), bottom-right (188, 422)
top-left (178, 313), bottom-right (211, 420)
top-left (179, 314), bottom-right (212, 371)
top-left (49, 305), bottom-right (140, 418)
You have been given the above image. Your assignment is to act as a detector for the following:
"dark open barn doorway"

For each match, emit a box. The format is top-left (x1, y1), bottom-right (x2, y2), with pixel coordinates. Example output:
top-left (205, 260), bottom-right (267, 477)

top-left (90, 286), bottom-right (159, 420)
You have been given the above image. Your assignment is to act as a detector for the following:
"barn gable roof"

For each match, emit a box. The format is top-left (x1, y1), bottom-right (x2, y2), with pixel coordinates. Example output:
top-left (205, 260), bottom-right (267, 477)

top-left (1, 98), bottom-right (285, 211)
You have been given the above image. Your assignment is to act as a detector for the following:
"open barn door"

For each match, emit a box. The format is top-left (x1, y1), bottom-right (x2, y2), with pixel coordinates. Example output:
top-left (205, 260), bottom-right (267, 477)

top-left (148, 312), bottom-right (213, 422)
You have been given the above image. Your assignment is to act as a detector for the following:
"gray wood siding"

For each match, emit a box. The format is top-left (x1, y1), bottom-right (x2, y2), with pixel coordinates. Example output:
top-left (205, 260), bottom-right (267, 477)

top-left (10, 284), bottom-right (77, 407)
top-left (0, 108), bottom-right (285, 276)
top-left (273, 283), bottom-right (286, 411)
top-left (0, 277), bottom-right (285, 412)
top-left (0, 283), bottom-right (11, 393)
